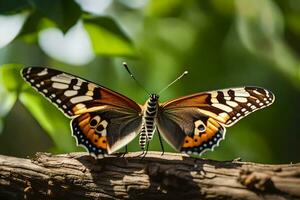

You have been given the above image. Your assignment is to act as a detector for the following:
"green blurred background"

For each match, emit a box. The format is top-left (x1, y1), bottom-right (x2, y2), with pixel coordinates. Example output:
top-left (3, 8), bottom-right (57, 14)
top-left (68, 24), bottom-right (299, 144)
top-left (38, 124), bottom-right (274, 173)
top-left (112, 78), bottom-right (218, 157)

top-left (0, 0), bottom-right (299, 164)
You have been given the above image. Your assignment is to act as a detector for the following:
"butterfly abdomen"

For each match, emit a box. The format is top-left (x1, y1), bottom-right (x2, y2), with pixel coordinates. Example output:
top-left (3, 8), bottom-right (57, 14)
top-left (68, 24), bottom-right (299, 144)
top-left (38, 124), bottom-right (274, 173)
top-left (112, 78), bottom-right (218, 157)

top-left (139, 94), bottom-right (159, 150)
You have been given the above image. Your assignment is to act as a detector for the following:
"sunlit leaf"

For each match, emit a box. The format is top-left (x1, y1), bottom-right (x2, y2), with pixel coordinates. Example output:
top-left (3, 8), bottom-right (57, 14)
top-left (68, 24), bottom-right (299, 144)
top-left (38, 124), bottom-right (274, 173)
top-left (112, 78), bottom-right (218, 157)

top-left (0, 64), bottom-right (23, 92)
top-left (0, 88), bottom-right (16, 133)
top-left (30, 0), bottom-right (81, 33)
top-left (0, 64), bottom-right (22, 133)
top-left (19, 86), bottom-right (77, 152)
top-left (84, 16), bottom-right (136, 56)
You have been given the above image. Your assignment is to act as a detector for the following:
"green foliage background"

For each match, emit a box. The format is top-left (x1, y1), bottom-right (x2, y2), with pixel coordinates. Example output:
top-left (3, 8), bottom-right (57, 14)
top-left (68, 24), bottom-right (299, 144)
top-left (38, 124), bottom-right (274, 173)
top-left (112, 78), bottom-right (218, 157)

top-left (0, 0), bottom-right (299, 163)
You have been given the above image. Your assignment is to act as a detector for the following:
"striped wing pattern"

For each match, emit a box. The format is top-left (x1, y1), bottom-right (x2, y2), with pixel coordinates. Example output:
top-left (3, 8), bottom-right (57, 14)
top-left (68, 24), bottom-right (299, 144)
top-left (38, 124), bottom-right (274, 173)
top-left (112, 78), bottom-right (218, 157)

top-left (199, 87), bottom-right (275, 126)
top-left (22, 67), bottom-right (102, 117)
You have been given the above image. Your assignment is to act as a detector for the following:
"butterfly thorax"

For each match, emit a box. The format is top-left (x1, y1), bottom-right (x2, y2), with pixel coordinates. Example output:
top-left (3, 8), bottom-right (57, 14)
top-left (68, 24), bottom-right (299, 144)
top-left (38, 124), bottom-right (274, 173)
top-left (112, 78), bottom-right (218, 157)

top-left (139, 94), bottom-right (159, 150)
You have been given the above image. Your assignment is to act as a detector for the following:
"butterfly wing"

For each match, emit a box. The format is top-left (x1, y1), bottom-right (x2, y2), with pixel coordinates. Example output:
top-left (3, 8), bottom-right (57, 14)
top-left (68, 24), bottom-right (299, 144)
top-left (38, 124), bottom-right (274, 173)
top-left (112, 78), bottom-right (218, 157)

top-left (21, 67), bottom-right (142, 155)
top-left (157, 87), bottom-right (274, 155)
top-left (22, 67), bottom-right (141, 117)
top-left (72, 108), bottom-right (142, 155)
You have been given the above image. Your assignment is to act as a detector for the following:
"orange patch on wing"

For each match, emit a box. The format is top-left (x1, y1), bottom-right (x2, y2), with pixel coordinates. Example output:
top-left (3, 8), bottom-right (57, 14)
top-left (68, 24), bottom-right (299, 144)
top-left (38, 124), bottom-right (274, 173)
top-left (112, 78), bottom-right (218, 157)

top-left (193, 135), bottom-right (202, 146)
top-left (182, 136), bottom-right (194, 148)
top-left (78, 113), bottom-right (90, 121)
top-left (78, 113), bottom-right (91, 138)
top-left (86, 129), bottom-right (95, 140)
top-left (182, 117), bottom-right (221, 148)
top-left (76, 113), bottom-right (108, 150)
top-left (79, 117), bottom-right (90, 128)
top-left (92, 136), bottom-right (107, 149)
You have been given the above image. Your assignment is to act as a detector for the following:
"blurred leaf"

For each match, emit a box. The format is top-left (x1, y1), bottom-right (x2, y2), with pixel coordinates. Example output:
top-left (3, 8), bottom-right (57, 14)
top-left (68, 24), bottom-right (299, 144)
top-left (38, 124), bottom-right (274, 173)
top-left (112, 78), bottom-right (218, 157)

top-left (235, 0), bottom-right (283, 54)
top-left (84, 16), bottom-right (136, 56)
top-left (18, 12), bottom-right (41, 39)
top-left (0, 64), bottom-right (24, 92)
top-left (0, 89), bottom-right (16, 133)
top-left (0, 0), bottom-right (29, 14)
top-left (0, 64), bottom-right (22, 133)
top-left (286, 13), bottom-right (300, 37)
top-left (19, 86), bottom-right (77, 152)
top-left (235, 0), bottom-right (300, 85)
top-left (29, 0), bottom-right (81, 33)
top-left (146, 0), bottom-right (183, 17)
top-left (212, 0), bottom-right (235, 16)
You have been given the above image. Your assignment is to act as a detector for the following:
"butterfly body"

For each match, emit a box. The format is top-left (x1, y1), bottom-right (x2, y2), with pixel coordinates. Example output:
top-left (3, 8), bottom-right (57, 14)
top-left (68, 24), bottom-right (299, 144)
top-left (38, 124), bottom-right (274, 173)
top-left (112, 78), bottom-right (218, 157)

top-left (21, 67), bottom-right (275, 157)
top-left (139, 94), bottom-right (159, 150)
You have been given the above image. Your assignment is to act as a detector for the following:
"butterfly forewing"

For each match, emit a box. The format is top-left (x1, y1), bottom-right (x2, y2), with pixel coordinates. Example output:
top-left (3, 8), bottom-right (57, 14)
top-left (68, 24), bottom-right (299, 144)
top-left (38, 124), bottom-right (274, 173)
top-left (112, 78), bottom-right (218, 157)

top-left (22, 67), bottom-right (142, 155)
top-left (158, 86), bottom-right (274, 155)
top-left (162, 87), bottom-right (274, 127)
top-left (22, 67), bottom-right (141, 117)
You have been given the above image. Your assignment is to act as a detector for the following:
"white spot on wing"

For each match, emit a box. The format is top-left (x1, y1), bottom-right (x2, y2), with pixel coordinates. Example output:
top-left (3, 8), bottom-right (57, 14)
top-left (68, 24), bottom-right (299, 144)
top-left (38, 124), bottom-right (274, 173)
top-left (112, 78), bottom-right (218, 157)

top-left (226, 101), bottom-right (238, 107)
top-left (219, 112), bottom-right (229, 119)
top-left (64, 90), bottom-right (78, 97)
top-left (253, 90), bottom-right (262, 95)
top-left (212, 103), bottom-right (233, 112)
top-left (233, 91), bottom-right (250, 97)
top-left (52, 82), bottom-right (69, 89)
top-left (224, 97), bottom-right (231, 100)
top-left (51, 75), bottom-right (71, 84)
top-left (37, 68), bottom-right (48, 76)
top-left (73, 85), bottom-right (80, 90)
top-left (235, 97), bottom-right (247, 103)
top-left (70, 96), bottom-right (93, 104)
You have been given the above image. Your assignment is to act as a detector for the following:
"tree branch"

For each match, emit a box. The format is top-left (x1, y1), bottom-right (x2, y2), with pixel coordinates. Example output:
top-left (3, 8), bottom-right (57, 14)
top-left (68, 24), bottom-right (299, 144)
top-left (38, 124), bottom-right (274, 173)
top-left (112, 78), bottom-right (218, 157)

top-left (0, 152), bottom-right (299, 199)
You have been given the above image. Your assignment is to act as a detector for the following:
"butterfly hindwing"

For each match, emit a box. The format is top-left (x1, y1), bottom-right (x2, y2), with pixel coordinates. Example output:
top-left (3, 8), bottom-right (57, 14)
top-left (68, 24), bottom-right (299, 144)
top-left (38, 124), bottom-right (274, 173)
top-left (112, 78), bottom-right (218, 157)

top-left (72, 108), bottom-right (142, 156)
top-left (157, 107), bottom-right (226, 155)
top-left (180, 117), bottom-right (225, 155)
top-left (72, 113), bottom-right (109, 155)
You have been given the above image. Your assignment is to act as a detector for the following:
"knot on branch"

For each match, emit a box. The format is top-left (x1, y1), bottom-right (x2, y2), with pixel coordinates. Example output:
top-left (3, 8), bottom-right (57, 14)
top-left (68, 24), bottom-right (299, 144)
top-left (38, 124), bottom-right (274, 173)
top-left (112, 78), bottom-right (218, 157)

top-left (238, 169), bottom-right (275, 192)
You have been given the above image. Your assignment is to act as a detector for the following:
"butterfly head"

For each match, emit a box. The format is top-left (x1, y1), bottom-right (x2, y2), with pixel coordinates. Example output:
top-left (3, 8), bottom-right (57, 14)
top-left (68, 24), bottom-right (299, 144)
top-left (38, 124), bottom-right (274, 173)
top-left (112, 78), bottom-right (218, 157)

top-left (149, 93), bottom-right (159, 101)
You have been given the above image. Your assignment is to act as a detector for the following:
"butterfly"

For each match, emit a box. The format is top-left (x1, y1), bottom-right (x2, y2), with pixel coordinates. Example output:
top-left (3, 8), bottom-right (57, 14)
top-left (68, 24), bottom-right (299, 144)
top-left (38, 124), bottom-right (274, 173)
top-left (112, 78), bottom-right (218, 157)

top-left (21, 66), bottom-right (275, 156)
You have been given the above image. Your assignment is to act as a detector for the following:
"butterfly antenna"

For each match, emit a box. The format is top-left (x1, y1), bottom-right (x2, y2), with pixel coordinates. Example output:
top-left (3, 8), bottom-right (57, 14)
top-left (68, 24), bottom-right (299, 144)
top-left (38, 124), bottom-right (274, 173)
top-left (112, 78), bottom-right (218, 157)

top-left (123, 62), bottom-right (150, 95)
top-left (158, 70), bottom-right (188, 95)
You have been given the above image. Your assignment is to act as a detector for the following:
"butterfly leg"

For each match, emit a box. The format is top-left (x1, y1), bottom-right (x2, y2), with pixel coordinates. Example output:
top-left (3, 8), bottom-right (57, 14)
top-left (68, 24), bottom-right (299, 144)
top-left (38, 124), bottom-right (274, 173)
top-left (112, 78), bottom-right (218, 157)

top-left (141, 141), bottom-right (149, 159)
top-left (116, 145), bottom-right (128, 158)
top-left (157, 129), bottom-right (165, 156)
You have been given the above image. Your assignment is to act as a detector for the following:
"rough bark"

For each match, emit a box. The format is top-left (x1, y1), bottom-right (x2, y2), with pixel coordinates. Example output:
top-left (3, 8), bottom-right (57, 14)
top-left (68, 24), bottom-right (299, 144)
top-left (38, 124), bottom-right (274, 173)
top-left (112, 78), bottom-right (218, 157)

top-left (0, 151), bottom-right (299, 200)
